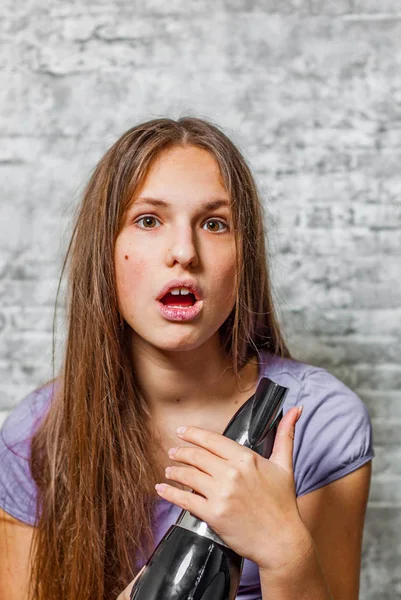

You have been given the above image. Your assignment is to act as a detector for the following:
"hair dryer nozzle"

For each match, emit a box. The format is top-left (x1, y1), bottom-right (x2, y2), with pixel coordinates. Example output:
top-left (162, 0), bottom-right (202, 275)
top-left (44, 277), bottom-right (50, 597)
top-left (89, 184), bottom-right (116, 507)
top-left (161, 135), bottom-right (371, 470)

top-left (222, 377), bottom-right (289, 449)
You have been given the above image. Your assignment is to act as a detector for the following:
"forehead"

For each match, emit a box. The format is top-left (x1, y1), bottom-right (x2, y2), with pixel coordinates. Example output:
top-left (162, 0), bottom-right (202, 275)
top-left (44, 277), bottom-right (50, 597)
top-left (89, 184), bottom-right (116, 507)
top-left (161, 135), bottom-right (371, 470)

top-left (149, 144), bottom-right (222, 171)
top-left (130, 145), bottom-right (231, 209)
top-left (141, 146), bottom-right (226, 187)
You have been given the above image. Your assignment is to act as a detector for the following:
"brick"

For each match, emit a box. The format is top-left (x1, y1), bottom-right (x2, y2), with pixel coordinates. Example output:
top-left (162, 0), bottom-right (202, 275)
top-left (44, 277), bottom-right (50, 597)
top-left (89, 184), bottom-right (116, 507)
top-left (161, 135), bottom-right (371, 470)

top-left (369, 476), bottom-right (401, 504)
top-left (276, 202), bottom-right (401, 229)
top-left (373, 446), bottom-right (401, 477)
top-left (269, 171), bottom-right (400, 207)
top-left (309, 0), bottom-right (352, 15)
top-left (0, 279), bottom-right (59, 307)
top-left (8, 307), bottom-right (55, 332)
top-left (1, 333), bottom-right (52, 362)
top-left (369, 418), bottom-right (401, 447)
top-left (361, 507), bottom-right (401, 598)
top-left (289, 335), bottom-right (401, 367)
top-left (359, 392), bottom-right (401, 420)
top-left (273, 228), bottom-right (401, 259)
top-left (273, 255), bottom-right (400, 310)
top-left (281, 309), bottom-right (401, 337)
top-left (219, 0), bottom-right (309, 13)
top-left (352, 1), bottom-right (401, 14)
top-left (48, 0), bottom-right (311, 16)
top-left (322, 365), bottom-right (401, 392)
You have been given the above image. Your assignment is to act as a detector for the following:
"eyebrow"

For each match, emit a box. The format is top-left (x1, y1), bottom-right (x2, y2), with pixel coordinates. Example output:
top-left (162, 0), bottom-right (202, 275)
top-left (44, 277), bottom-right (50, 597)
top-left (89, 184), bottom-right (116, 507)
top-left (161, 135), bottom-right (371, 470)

top-left (133, 197), bottom-right (232, 211)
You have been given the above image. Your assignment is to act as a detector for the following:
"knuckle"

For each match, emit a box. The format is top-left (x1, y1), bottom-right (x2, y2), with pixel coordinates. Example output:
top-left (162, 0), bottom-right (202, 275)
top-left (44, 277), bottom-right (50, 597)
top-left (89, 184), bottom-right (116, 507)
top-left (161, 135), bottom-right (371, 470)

top-left (178, 466), bottom-right (191, 483)
top-left (193, 447), bottom-right (203, 462)
top-left (182, 447), bottom-right (195, 462)
top-left (205, 431), bottom-right (216, 446)
top-left (242, 451), bottom-right (257, 467)
top-left (212, 501), bottom-right (227, 521)
top-left (180, 494), bottom-right (191, 511)
top-left (219, 484), bottom-right (235, 503)
top-left (185, 426), bottom-right (195, 437)
top-left (226, 466), bottom-right (239, 481)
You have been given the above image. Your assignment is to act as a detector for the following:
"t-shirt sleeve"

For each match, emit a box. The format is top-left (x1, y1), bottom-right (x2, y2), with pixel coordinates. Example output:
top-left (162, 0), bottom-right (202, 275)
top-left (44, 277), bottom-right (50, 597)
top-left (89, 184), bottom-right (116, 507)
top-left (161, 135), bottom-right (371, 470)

top-left (293, 368), bottom-right (375, 497)
top-left (0, 385), bottom-right (53, 525)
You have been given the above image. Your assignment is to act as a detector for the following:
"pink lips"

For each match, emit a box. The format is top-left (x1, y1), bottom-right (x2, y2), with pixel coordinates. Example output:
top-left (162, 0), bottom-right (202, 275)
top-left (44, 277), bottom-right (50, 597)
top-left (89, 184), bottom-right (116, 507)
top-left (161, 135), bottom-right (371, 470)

top-left (156, 298), bottom-right (204, 322)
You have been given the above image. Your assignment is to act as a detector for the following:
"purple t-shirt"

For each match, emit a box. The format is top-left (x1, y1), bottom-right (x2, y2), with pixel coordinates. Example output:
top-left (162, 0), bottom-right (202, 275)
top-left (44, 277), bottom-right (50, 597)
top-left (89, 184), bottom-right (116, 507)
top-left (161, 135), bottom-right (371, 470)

top-left (0, 352), bottom-right (374, 599)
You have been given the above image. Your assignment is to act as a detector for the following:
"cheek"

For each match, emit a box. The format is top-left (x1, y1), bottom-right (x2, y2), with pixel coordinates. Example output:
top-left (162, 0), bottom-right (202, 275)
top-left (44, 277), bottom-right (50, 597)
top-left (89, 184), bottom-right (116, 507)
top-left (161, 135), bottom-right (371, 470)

top-left (210, 252), bottom-right (237, 303)
top-left (115, 244), bottom-right (148, 309)
top-left (117, 256), bottom-right (146, 287)
top-left (219, 242), bottom-right (237, 277)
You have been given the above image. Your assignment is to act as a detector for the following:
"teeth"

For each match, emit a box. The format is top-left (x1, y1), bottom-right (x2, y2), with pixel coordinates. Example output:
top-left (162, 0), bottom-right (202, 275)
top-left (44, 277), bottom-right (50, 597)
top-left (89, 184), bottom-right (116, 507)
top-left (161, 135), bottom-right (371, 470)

top-left (170, 288), bottom-right (191, 295)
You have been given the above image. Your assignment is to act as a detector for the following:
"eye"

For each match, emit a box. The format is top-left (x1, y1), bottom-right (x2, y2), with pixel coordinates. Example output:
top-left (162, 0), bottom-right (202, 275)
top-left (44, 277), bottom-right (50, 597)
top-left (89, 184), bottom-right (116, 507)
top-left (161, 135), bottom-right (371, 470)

top-left (134, 216), bottom-right (161, 229)
top-left (203, 219), bottom-right (228, 233)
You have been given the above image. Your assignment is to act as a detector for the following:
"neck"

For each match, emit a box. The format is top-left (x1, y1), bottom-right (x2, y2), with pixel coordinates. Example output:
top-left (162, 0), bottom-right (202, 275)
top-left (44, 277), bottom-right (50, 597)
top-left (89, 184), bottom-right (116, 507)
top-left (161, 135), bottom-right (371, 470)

top-left (129, 334), bottom-right (260, 416)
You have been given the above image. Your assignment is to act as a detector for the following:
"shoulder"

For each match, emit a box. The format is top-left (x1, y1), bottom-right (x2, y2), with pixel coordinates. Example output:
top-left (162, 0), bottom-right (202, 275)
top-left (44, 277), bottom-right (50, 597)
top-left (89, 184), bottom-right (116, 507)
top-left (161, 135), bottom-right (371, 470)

top-left (0, 382), bottom-right (56, 525)
top-left (261, 353), bottom-right (375, 496)
top-left (261, 351), bottom-right (347, 392)
top-left (261, 352), bottom-right (369, 414)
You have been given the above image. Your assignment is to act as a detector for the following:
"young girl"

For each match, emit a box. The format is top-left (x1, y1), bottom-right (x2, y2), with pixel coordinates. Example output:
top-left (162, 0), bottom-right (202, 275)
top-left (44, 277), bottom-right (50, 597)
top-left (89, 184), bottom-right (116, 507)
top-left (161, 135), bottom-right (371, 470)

top-left (0, 117), bottom-right (374, 600)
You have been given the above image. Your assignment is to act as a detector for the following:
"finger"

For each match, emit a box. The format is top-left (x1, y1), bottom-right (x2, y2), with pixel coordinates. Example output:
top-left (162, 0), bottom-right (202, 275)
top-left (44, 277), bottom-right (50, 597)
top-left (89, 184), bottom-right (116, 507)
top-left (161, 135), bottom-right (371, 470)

top-left (269, 406), bottom-right (303, 474)
top-left (175, 425), bottom-right (255, 461)
top-left (168, 445), bottom-right (226, 478)
top-left (155, 481), bottom-right (208, 518)
top-left (165, 464), bottom-right (214, 497)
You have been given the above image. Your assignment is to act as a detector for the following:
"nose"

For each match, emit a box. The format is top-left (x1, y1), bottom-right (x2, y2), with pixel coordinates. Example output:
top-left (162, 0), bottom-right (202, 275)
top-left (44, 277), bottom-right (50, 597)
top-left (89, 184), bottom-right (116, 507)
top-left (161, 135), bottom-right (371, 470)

top-left (166, 226), bottom-right (199, 269)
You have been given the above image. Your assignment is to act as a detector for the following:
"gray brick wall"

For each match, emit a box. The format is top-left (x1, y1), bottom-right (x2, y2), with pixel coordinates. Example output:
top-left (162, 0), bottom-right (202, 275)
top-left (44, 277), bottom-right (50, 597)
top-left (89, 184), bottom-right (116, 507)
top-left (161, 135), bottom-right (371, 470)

top-left (1, 1), bottom-right (400, 597)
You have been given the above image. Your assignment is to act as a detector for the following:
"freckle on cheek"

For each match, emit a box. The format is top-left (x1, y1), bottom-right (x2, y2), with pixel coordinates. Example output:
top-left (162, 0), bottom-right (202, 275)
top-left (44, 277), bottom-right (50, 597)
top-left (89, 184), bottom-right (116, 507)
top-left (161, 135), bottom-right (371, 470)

top-left (124, 255), bottom-right (129, 260)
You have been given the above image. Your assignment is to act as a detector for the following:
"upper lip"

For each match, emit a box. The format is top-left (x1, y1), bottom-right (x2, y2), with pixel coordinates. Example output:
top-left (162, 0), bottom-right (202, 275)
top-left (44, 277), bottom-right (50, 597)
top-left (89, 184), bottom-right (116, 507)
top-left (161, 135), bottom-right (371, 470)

top-left (156, 279), bottom-right (203, 302)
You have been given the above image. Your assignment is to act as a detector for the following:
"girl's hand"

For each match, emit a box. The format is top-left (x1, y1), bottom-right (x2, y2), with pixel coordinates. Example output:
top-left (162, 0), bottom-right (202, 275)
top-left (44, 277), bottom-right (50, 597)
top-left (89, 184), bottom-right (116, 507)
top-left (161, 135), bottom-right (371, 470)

top-left (117, 566), bottom-right (145, 600)
top-left (155, 406), bottom-right (309, 572)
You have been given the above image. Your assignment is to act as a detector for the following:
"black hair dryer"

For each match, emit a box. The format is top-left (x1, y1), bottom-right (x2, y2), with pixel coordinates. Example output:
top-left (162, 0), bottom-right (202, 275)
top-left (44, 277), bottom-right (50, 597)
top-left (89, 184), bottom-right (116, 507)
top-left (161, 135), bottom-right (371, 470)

top-left (130, 376), bottom-right (289, 600)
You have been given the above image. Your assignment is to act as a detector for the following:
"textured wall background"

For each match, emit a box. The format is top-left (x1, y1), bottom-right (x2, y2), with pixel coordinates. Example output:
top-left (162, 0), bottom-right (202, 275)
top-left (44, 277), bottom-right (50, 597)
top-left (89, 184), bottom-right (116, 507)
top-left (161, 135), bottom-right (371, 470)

top-left (1, 1), bottom-right (400, 597)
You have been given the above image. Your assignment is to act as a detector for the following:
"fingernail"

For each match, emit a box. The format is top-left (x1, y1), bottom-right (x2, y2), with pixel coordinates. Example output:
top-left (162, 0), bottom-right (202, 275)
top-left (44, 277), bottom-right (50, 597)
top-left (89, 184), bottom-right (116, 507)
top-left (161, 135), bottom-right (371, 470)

top-left (176, 426), bottom-right (187, 436)
top-left (297, 405), bottom-right (304, 418)
top-left (155, 483), bottom-right (167, 493)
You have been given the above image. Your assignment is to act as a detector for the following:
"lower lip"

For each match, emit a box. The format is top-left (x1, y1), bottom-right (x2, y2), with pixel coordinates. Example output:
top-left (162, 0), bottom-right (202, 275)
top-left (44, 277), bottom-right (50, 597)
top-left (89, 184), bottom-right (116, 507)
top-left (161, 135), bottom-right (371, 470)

top-left (156, 299), bottom-right (204, 322)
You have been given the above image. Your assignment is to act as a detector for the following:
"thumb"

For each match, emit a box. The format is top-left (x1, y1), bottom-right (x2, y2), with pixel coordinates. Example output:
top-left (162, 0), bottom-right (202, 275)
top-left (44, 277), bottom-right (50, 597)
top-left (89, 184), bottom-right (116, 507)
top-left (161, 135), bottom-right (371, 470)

top-left (269, 405), bottom-right (303, 474)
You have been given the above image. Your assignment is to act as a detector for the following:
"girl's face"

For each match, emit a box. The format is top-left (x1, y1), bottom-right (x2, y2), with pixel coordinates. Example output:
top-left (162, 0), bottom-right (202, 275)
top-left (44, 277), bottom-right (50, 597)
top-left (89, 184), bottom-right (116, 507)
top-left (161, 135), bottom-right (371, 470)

top-left (114, 145), bottom-right (237, 353)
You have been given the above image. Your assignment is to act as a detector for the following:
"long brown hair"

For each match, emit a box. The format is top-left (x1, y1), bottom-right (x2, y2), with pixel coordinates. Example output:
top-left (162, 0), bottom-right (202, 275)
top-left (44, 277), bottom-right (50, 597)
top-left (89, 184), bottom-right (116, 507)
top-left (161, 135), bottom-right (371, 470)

top-left (28, 117), bottom-right (291, 600)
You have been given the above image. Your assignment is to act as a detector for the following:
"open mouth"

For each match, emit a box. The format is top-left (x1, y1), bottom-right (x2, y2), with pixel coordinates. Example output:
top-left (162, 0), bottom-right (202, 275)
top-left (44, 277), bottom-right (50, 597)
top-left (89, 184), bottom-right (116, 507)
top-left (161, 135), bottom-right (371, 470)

top-left (160, 292), bottom-right (197, 308)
